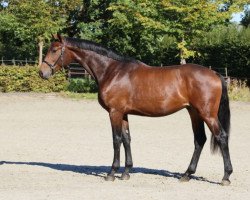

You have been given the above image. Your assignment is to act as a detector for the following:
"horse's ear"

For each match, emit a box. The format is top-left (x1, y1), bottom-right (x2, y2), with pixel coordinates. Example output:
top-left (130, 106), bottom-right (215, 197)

top-left (51, 33), bottom-right (58, 40)
top-left (51, 33), bottom-right (64, 43)
top-left (57, 33), bottom-right (63, 42)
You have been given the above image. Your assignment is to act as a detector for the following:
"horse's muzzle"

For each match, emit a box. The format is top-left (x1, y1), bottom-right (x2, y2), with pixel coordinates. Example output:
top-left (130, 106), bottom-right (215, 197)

top-left (39, 70), bottom-right (50, 79)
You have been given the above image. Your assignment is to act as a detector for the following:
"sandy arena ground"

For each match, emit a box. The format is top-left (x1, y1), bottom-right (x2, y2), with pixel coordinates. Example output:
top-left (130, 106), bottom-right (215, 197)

top-left (0, 93), bottom-right (249, 200)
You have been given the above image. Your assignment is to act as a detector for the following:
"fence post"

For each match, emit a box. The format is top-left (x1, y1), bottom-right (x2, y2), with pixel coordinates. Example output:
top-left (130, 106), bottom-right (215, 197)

top-left (209, 66), bottom-right (211, 70)
top-left (12, 58), bottom-right (16, 66)
top-left (1, 57), bottom-right (4, 65)
top-left (225, 67), bottom-right (228, 78)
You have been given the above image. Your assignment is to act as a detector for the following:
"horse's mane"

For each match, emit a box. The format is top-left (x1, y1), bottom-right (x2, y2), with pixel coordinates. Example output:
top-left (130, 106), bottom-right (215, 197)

top-left (64, 37), bottom-right (138, 63)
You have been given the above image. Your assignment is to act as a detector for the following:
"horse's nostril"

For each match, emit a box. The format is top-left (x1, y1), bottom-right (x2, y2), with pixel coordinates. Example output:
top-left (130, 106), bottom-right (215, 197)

top-left (39, 70), bottom-right (44, 78)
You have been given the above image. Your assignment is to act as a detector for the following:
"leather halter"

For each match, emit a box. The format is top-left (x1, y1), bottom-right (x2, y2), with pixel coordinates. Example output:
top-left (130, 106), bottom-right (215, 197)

top-left (42, 46), bottom-right (65, 75)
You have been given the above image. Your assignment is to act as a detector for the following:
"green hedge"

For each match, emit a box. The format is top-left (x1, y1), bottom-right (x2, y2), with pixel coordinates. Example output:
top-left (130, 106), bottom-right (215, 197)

top-left (0, 65), bottom-right (98, 93)
top-left (0, 65), bottom-right (68, 92)
top-left (68, 78), bottom-right (98, 93)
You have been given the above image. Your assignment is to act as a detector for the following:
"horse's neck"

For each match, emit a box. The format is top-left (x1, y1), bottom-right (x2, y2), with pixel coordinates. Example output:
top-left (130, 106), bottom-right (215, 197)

top-left (73, 50), bottom-right (116, 84)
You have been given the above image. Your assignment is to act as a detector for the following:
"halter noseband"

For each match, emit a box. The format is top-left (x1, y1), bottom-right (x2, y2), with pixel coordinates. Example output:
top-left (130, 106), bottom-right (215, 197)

top-left (42, 46), bottom-right (65, 75)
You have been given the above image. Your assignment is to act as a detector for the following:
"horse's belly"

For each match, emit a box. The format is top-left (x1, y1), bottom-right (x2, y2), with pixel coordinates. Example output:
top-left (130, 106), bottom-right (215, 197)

top-left (129, 99), bottom-right (188, 117)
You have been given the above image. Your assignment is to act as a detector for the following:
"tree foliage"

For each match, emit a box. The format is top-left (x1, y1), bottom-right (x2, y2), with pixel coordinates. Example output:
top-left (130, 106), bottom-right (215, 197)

top-left (106, 0), bottom-right (248, 62)
top-left (75, 0), bottom-right (112, 41)
top-left (0, 0), bottom-right (249, 78)
top-left (241, 6), bottom-right (250, 27)
top-left (0, 0), bottom-right (81, 59)
top-left (193, 25), bottom-right (250, 78)
top-left (106, 1), bottom-right (167, 63)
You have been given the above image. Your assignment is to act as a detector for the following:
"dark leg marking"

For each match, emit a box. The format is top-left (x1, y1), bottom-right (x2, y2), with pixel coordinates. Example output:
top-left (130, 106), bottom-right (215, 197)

top-left (105, 110), bottom-right (123, 181)
top-left (180, 108), bottom-right (207, 182)
top-left (215, 124), bottom-right (233, 186)
top-left (121, 115), bottom-right (133, 180)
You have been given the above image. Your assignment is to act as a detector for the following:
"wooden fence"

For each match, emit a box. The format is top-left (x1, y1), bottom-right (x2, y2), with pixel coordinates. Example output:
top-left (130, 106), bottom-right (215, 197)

top-left (67, 63), bottom-right (91, 79)
top-left (1, 58), bottom-right (232, 81)
top-left (0, 58), bottom-right (90, 79)
top-left (1, 58), bottom-right (37, 66)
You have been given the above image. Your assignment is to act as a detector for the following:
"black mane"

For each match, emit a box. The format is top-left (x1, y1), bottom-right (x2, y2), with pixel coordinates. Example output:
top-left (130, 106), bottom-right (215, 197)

top-left (64, 37), bottom-right (138, 63)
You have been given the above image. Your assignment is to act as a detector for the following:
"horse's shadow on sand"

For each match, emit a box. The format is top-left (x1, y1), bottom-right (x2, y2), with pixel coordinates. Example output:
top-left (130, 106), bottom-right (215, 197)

top-left (0, 161), bottom-right (219, 185)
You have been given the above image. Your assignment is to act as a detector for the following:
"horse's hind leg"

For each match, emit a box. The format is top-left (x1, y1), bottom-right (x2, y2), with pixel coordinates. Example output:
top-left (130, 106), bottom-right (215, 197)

top-left (121, 115), bottom-right (133, 180)
top-left (180, 107), bottom-right (206, 182)
top-left (217, 127), bottom-right (233, 186)
top-left (203, 117), bottom-right (233, 186)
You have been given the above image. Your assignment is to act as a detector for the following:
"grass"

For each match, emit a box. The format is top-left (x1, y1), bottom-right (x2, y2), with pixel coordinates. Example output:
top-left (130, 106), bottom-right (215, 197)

top-left (59, 91), bottom-right (98, 100)
top-left (228, 79), bottom-right (250, 102)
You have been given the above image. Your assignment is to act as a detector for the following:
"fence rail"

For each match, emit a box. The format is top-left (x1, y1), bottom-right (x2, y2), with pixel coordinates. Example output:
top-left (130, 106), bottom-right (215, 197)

top-left (2, 58), bottom-right (248, 82)
top-left (1, 58), bottom-right (38, 66)
top-left (67, 63), bottom-right (91, 79)
top-left (0, 58), bottom-right (90, 79)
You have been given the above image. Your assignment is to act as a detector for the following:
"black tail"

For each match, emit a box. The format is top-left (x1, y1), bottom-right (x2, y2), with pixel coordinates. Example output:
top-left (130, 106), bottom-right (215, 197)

top-left (211, 74), bottom-right (231, 153)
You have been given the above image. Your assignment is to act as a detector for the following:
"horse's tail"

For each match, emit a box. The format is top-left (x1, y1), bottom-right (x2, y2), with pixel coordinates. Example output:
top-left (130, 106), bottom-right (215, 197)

top-left (211, 74), bottom-right (231, 153)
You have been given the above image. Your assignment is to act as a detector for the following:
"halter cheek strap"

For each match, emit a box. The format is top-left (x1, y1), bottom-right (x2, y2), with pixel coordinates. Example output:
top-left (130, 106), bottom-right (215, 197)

top-left (42, 47), bottom-right (65, 75)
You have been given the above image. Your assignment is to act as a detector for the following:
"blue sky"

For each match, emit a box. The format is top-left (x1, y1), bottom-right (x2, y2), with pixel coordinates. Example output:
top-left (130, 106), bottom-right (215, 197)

top-left (231, 12), bottom-right (244, 23)
top-left (231, 5), bottom-right (249, 23)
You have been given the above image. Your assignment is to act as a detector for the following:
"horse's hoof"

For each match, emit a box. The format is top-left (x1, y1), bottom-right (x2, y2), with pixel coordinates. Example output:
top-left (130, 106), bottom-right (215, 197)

top-left (121, 173), bottom-right (130, 180)
top-left (221, 179), bottom-right (231, 186)
top-left (105, 175), bottom-right (115, 182)
top-left (179, 175), bottom-right (190, 182)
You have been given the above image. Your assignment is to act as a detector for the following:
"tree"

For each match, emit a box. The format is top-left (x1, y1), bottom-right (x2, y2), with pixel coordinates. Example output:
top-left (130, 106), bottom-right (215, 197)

top-left (1, 0), bottom-right (249, 71)
top-left (46, 0), bottom-right (82, 37)
top-left (108, 0), bottom-right (249, 64)
top-left (159, 0), bottom-right (249, 62)
top-left (106, 0), bottom-right (168, 64)
top-left (241, 6), bottom-right (250, 27)
top-left (75, 0), bottom-right (113, 42)
top-left (0, 0), bottom-right (81, 62)
top-left (193, 25), bottom-right (250, 78)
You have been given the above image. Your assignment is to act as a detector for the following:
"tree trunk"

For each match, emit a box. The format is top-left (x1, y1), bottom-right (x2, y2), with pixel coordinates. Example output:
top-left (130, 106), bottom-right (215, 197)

top-left (38, 40), bottom-right (43, 66)
top-left (179, 37), bottom-right (186, 65)
top-left (180, 58), bottom-right (186, 65)
top-left (180, 49), bottom-right (186, 65)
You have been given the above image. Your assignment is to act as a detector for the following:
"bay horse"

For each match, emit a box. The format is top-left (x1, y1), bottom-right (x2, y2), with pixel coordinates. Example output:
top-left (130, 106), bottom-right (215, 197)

top-left (39, 34), bottom-right (233, 185)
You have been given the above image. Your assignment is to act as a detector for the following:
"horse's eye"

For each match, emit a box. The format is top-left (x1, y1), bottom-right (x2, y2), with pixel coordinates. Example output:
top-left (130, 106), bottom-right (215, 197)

top-left (52, 49), bottom-right (57, 53)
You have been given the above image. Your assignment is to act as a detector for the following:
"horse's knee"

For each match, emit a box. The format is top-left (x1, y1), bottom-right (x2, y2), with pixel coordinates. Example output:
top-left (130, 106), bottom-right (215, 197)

top-left (113, 134), bottom-right (122, 146)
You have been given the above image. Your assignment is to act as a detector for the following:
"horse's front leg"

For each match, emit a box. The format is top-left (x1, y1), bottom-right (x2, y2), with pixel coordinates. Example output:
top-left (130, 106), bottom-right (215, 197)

top-left (105, 110), bottom-right (123, 181)
top-left (121, 115), bottom-right (133, 180)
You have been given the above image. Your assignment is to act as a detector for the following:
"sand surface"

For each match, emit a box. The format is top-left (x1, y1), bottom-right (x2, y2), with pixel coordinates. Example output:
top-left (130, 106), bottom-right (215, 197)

top-left (0, 93), bottom-right (249, 200)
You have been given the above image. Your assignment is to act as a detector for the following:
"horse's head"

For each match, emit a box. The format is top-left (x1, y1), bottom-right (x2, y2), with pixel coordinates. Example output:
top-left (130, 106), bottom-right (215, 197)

top-left (39, 34), bottom-right (72, 79)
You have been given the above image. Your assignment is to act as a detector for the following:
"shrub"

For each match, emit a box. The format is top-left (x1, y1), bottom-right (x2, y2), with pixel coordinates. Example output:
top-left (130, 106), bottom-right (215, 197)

top-left (67, 78), bottom-right (98, 93)
top-left (0, 65), bottom-right (98, 93)
top-left (0, 65), bottom-right (68, 92)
